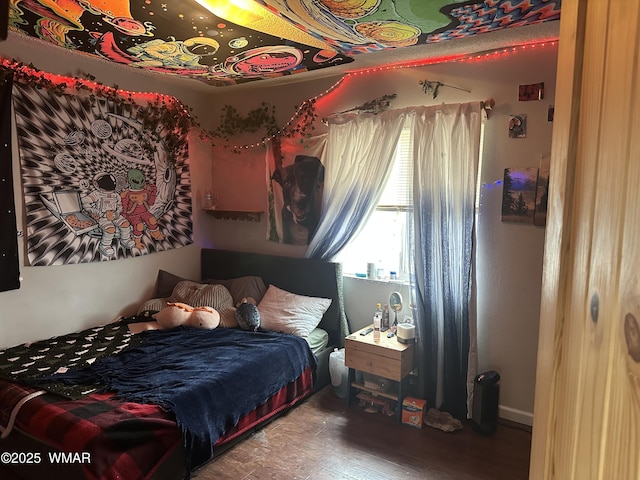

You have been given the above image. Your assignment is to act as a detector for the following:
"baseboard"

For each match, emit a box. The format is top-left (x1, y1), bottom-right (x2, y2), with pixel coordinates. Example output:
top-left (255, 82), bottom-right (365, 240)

top-left (499, 404), bottom-right (533, 427)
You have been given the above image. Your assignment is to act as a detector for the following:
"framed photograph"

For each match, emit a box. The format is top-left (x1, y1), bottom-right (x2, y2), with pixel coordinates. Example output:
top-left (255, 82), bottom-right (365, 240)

top-left (519, 82), bottom-right (544, 101)
top-left (509, 114), bottom-right (527, 138)
top-left (501, 167), bottom-right (538, 224)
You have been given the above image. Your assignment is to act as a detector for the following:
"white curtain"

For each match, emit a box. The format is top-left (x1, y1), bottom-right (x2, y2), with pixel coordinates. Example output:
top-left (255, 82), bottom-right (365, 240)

top-left (408, 102), bottom-right (482, 419)
top-left (306, 103), bottom-right (481, 419)
top-left (305, 110), bottom-right (407, 260)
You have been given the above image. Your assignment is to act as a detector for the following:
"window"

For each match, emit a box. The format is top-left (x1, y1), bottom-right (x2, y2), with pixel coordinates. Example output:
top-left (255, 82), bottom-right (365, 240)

top-left (337, 125), bottom-right (413, 280)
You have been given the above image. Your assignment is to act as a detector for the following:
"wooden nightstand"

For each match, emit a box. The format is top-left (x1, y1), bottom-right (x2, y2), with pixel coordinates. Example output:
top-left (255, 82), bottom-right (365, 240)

top-left (345, 325), bottom-right (415, 422)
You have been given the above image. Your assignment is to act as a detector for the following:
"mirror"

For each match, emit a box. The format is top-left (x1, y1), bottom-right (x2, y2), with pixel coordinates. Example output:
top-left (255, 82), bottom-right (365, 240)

top-left (389, 291), bottom-right (403, 326)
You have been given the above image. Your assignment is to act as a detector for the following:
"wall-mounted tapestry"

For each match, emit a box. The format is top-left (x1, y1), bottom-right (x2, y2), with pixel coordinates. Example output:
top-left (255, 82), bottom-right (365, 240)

top-left (266, 135), bottom-right (326, 245)
top-left (12, 81), bottom-right (192, 266)
top-left (0, 73), bottom-right (20, 291)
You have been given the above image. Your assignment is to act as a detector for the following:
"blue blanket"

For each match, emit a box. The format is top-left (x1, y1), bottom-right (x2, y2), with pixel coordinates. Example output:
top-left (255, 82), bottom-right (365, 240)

top-left (35, 327), bottom-right (317, 472)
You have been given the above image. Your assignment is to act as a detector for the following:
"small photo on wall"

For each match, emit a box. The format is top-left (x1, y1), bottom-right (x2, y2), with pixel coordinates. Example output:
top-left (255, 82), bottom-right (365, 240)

top-left (509, 114), bottom-right (527, 138)
top-left (519, 82), bottom-right (544, 101)
top-left (501, 167), bottom-right (538, 224)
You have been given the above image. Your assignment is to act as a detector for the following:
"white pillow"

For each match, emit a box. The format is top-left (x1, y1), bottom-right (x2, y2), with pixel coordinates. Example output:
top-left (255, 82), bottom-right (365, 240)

top-left (258, 285), bottom-right (332, 337)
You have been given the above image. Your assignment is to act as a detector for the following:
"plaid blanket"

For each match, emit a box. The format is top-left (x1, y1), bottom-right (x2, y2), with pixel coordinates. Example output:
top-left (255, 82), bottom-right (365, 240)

top-left (0, 379), bottom-right (180, 480)
top-left (0, 369), bottom-right (314, 480)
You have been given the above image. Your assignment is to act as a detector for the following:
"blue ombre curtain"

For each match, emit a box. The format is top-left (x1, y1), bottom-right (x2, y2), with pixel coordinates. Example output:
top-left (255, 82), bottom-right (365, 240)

top-left (408, 102), bottom-right (482, 420)
top-left (305, 110), bottom-right (407, 260)
top-left (307, 103), bottom-right (481, 419)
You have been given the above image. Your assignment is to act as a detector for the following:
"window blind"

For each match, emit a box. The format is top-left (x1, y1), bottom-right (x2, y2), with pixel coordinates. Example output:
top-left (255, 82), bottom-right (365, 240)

top-left (378, 125), bottom-right (413, 208)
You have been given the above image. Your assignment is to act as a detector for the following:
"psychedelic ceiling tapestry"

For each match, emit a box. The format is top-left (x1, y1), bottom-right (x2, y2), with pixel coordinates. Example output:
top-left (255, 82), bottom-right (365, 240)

top-left (266, 135), bottom-right (326, 245)
top-left (258, 0), bottom-right (561, 55)
top-left (11, 70), bottom-right (192, 266)
top-left (6, 1), bottom-right (559, 87)
top-left (8, 0), bottom-right (353, 86)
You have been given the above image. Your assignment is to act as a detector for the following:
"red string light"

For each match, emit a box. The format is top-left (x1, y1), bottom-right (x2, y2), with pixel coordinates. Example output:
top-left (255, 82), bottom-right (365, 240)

top-left (229, 39), bottom-right (558, 150)
top-left (0, 57), bottom-right (185, 109)
top-left (1, 38), bottom-right (558, 152)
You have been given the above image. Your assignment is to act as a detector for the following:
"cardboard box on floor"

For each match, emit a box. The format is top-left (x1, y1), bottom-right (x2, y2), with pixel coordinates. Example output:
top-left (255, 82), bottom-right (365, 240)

top-left (402, 396), bottom-right (427, 428)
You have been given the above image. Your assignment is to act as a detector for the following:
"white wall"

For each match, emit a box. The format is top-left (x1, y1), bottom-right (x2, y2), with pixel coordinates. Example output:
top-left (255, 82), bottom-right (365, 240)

top-left (0, 33), bottom-right (213, 347)
top-left (205, 43), bottom-right (559, 424)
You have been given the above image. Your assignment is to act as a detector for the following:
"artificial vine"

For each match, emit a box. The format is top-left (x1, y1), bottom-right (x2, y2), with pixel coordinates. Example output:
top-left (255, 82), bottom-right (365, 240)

top-left (212, 103), bottom-right (279, 140)
top-left (207, 99), bottom-right (319, 152)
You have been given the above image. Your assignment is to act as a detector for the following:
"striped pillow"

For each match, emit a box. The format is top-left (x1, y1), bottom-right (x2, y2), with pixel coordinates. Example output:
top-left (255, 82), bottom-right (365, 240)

top-left (171, 281), bottom-right (237, 328)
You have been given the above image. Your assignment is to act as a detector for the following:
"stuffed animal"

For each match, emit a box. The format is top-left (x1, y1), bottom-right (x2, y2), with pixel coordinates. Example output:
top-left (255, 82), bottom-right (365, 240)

top-left (235, 297), bottom-right (261, 332)
top-left (154, 302), bottom-right (220, 330)
top-left (188, 305), bottom-right (220, 329)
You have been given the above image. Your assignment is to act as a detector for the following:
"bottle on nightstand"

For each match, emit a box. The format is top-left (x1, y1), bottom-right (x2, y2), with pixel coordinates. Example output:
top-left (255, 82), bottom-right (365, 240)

top-left (381, 304), bottom-right (389, 331)
top-left (373, 303), bottom-right (382, 342)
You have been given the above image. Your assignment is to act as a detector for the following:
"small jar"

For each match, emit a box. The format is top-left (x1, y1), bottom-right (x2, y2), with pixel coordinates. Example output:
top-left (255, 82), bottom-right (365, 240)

top-left (204, 191), bottom-right (214, 209)
top-left (390, 271), bottom-right (397, 280)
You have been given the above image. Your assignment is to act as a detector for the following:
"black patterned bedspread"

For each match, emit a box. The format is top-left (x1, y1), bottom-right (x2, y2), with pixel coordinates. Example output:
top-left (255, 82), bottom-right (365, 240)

top-left (0, 315), bottom-right (150, 398)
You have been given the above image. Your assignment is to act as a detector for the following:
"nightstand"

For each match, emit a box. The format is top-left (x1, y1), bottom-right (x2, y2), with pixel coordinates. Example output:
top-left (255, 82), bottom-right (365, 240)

top-left (345, 325), bottom-right (415, 422)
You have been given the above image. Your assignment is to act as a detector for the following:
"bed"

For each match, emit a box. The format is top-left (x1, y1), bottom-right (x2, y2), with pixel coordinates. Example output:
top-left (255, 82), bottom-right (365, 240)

top-left (0, 248), bottom-right (347, 480)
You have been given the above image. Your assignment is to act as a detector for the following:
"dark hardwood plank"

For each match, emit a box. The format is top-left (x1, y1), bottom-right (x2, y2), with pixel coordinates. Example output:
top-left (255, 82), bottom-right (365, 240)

top-left (195, 386), bottom-right (531, 480)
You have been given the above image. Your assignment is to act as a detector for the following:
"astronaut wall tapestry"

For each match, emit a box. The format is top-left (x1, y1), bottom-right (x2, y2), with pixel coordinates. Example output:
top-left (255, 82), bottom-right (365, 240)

top-left (12, 81), bottom-right (192, 266)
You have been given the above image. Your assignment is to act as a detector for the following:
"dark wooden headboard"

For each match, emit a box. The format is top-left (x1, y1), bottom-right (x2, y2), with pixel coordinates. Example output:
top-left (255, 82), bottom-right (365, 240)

top-left (201, 249), bottom-right (344, 347)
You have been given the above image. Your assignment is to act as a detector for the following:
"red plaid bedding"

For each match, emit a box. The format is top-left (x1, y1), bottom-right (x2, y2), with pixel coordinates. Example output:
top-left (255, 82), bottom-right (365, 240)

top-left (0, 368), bottom-right (314, 480)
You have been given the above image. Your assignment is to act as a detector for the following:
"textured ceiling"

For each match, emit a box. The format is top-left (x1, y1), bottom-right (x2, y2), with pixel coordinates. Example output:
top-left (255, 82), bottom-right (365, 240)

top-left (8, 0), bottom-right (561, 87)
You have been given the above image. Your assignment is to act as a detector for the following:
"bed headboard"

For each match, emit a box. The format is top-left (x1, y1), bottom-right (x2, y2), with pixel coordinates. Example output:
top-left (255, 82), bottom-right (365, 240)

top-left (201, 249), bottom-right (344, 347)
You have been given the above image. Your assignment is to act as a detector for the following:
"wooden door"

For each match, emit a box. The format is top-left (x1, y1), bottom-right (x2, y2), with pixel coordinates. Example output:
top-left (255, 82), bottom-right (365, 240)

top-left (530, 0), bottom-right (640, 478)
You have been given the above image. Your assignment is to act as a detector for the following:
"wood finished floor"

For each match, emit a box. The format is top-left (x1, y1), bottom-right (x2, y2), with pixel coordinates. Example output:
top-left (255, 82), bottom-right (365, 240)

top-left (194, 386), bottom-right (532, 480)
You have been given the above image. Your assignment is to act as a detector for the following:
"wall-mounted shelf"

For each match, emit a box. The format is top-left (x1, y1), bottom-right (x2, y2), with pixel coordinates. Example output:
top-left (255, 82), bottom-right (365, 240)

top-left (203, 209), bottom-right (263, 222)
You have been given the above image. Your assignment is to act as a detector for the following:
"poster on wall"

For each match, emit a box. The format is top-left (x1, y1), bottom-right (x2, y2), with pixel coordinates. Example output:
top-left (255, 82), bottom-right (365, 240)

top-left (265, 135), bottom-right (326, 245)
top-left (501, 167), bottom-right (538, 224)
top-left (518, 82), bottom-right (544, 101)
top-left (0, 73), bottom-right (20, 291)
top-left (12, 81), bottom-right (192, 266)
top-left (508, 114), bottom-right (527, 138)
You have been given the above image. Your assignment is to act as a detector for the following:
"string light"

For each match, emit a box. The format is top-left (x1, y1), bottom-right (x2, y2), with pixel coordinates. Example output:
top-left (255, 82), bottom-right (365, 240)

top-left (226, 39), bottom-right (558, 151)
top-left (0, 57), bottom-right (187, 111)
top-left (0, 39), bottom-right (558, 152)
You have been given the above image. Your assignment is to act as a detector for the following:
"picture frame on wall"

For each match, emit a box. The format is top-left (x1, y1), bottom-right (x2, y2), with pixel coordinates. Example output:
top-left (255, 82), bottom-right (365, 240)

top-left (518, 82), bottom-right (544, 101)
top-left (501, 167), bottom-right (538, 224)
top-left (509, 114), bottom-right (527, 138)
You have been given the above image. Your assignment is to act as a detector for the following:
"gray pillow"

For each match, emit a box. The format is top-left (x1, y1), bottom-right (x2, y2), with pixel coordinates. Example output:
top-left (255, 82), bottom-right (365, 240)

top-left (155, 270), bottom-right (195, 298)
top-left (205, 276), bottom-right (267, 306)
